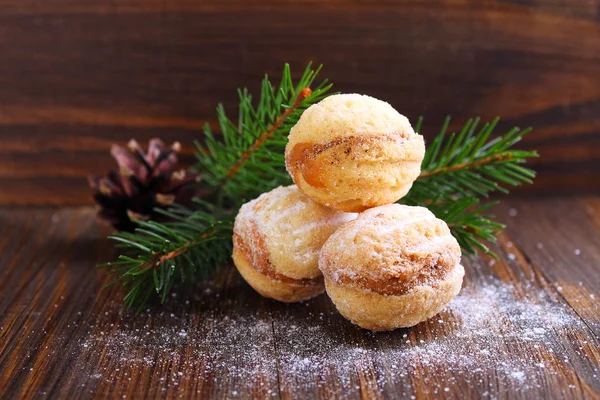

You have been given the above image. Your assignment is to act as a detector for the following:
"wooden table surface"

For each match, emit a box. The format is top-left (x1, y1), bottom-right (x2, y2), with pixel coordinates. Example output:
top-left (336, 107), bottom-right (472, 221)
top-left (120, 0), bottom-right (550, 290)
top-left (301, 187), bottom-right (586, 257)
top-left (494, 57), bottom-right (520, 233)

top-left (1, 196), bottom-right (599, 399)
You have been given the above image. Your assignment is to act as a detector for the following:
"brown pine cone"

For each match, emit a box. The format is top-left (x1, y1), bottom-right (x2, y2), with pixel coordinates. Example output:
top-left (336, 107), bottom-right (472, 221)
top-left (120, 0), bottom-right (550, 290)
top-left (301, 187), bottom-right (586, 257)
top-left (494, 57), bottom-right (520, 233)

top-left (88, 138), bottom-right (200, 232)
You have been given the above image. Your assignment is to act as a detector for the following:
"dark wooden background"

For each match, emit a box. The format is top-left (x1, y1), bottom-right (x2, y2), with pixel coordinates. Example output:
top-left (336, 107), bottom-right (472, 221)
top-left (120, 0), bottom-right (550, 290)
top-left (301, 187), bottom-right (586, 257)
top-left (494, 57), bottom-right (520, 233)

top-left (1, 3), bottom-right (599, 398)
top-left (1, 0), bottom-right (599, 205)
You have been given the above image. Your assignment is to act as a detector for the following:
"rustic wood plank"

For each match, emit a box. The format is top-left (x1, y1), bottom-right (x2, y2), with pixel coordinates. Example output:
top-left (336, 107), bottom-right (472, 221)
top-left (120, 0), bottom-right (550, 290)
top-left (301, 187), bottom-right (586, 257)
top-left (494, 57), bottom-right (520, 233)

top-left (496, 197), bottom-right (600, 336)
top-left (268, 253), bottom-right (600, 399)
top-left (0, 208), bottom-right (281, 399)
top-left (0, 200), bottom-right (599, 399)
top-left (0, 0), bottom-right (599, 204)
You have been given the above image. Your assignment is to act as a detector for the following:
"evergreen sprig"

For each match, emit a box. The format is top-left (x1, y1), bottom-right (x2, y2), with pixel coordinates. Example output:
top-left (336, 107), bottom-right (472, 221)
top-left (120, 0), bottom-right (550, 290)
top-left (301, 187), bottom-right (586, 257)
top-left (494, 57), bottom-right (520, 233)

top-left (195, 63), bottom-right (331, 208)
top-left (401, 116), bottom-right (538, 256)
top-left (103, 200), bottom-right (233, 309)
top-left (100, 64), bottom-right (538, 309)
top-left (102, 64), bottom-right (331, 310)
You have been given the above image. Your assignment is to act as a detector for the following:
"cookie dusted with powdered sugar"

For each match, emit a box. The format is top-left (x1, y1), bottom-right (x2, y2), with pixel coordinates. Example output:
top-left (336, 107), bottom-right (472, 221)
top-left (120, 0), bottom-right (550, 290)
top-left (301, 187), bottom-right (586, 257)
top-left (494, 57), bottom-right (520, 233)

top-left (233, 185), bottom-right (357, 302)
top-left (285, 94), bottom-right (425, 212)
top-left (319, 204), bottom-right (464, 331)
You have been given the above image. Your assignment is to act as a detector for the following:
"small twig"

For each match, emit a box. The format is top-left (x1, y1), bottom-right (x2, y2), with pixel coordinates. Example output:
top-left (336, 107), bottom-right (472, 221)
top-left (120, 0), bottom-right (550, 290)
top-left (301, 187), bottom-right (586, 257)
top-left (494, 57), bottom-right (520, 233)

top-left (225, 87), bottom-right (312, 179)
top-left (419, 153), bottom-right (513, 178)
top-left (141, 230), bottom-right (215, 271)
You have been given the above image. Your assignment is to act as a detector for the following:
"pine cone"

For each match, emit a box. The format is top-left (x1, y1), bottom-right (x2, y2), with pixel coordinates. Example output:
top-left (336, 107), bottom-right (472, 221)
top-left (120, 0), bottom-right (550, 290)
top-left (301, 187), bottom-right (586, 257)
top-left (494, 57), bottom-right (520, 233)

top-left (89, 138), bottom-right (200, 232)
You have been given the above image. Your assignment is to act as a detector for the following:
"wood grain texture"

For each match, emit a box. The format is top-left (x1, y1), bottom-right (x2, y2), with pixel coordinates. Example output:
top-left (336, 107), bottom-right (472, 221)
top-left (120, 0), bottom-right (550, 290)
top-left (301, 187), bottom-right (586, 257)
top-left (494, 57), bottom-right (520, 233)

top-left (497, 197), bottom-right (600, 337)
top-left (0, 0), bottom-right (599, 205)
top-left (0, 197), bottom-right (599, 399)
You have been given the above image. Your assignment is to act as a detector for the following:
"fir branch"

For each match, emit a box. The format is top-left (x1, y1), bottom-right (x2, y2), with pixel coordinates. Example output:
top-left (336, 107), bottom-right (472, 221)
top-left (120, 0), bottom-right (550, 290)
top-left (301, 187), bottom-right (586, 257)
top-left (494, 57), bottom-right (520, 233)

top-left (402, 116), bottom-right (538, 256)
top-left (102, 201), bottom-right (233, 311)
top-left (412, 116), bottom-right (538, 198)
top-left (225, 87), bottom-right (313, 179)
top-left (195, 63), bottom-right (332, 207)
top-left (102, 64), bottom-right (331, 309)
top-left (100, 66), bottom-right (538, 308)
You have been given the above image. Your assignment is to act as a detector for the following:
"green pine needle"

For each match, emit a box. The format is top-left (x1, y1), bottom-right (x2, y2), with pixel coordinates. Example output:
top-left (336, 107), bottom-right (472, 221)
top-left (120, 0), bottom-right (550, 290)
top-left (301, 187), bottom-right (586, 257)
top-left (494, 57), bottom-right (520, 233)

top-left (101, 201), bottom-right (233, 311)
top-left (100, 66), bottom-right (538, 309)
top-left (401, 116), bottom-right (539, 257)
top-left (194, 63), bottom-right (332, 208)
top-left (101, 63), bottom-right (332, 310)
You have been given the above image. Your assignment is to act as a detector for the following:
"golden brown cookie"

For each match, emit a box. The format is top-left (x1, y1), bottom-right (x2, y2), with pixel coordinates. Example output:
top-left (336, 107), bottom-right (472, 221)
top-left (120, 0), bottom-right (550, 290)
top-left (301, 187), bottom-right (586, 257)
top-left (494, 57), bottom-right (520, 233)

top-left (285, 94), bottom-right (425, 212)
top-left (233, 185), bottom-right (357, 302)
top-left (319, 204), bottom-right (464, 330)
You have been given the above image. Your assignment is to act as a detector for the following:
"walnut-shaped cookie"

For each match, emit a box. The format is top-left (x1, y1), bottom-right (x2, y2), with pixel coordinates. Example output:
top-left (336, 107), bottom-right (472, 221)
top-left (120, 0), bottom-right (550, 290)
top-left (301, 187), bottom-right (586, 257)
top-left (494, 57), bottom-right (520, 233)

top-left (285, 94), bottom-right (425, 212)
top-left (319, 204), bottom-right (464, 331)
top-left (233, 185), bottom-right (357, 302)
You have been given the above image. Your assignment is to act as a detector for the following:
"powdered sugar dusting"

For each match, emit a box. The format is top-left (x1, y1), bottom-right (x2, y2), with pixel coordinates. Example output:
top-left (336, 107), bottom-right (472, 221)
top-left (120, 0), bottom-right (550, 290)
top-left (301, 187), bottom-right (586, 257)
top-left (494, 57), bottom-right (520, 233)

top-left (76, 277), bottom-right (595, 398)
top-left (234, 185), bottom-right (356, 274)
top-left (320, 204), bottom-right (461, 285)
top-left (449, 281), bottom-right (574, 336)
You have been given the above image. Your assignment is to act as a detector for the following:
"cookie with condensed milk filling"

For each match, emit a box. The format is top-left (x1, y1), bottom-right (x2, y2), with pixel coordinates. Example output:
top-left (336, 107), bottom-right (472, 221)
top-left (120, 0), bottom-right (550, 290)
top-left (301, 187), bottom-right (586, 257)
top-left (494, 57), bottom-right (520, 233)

top-left (233, 185), bottom-right (357, 302)
top-left (319, 204), bottom-right (464, 331)
top-left (285, 94), bottom-right (425, 212)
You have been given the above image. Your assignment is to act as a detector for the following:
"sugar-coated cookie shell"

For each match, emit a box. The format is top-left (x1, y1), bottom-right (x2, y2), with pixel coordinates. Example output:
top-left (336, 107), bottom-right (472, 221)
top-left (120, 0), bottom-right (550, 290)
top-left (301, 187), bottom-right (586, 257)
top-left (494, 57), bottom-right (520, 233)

top-left (285, 94), bottom-right (425, 212)
top-left (232, 246), bottom-right (326, 303)
top-left (319, 203), bottom-right (464, 330)
top-left (325, 265), bottom-right (464, 331)
top-left (233, 185), bottom-right (357, 302)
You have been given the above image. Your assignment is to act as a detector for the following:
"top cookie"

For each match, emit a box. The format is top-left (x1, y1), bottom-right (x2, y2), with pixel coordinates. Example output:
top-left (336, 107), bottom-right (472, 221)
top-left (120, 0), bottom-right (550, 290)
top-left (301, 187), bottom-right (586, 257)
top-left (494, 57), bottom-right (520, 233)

top-left (285, 94), bottom-right (425, 212)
